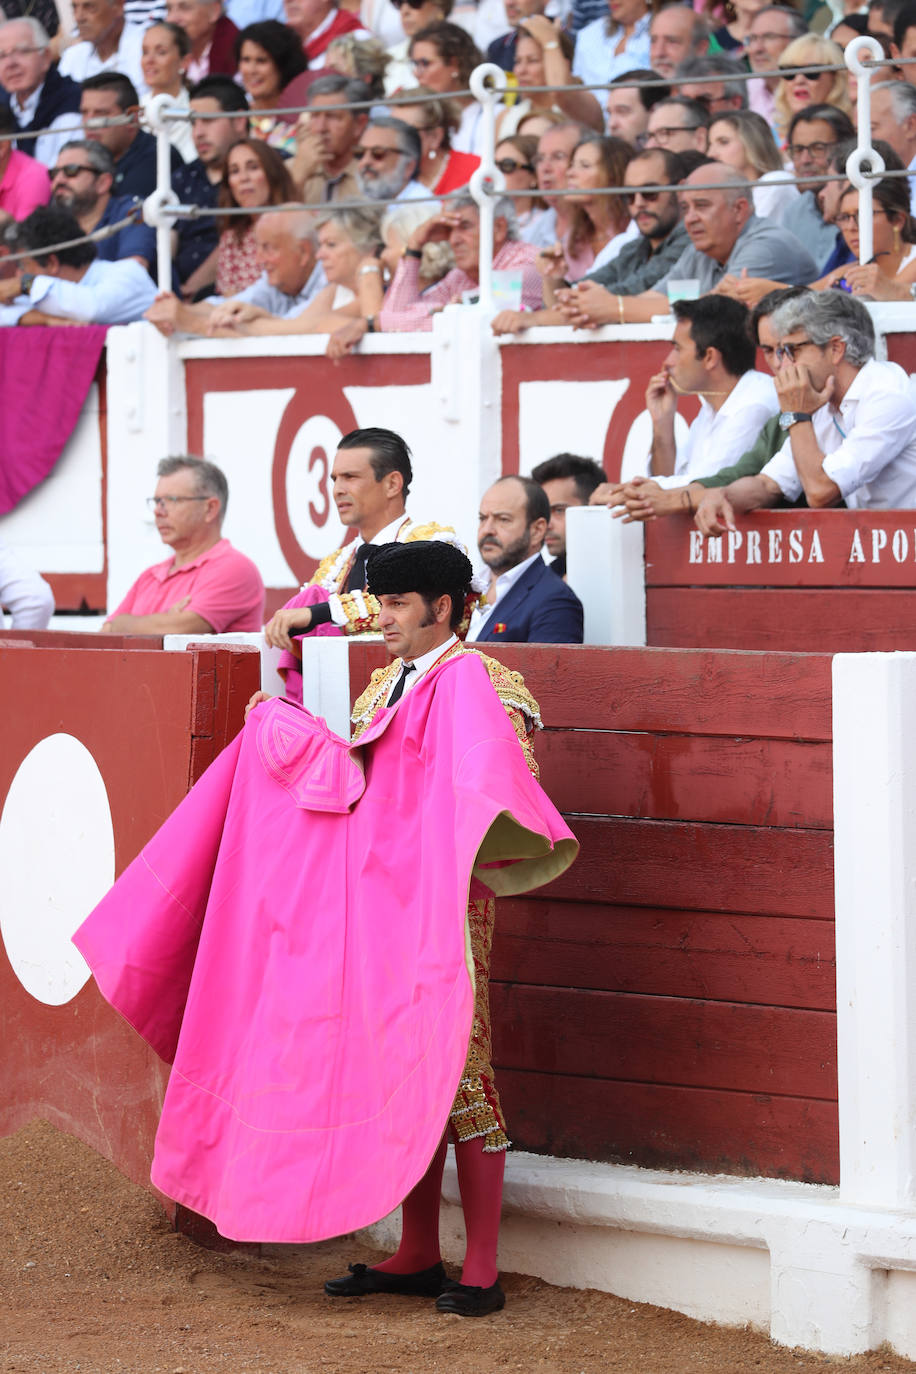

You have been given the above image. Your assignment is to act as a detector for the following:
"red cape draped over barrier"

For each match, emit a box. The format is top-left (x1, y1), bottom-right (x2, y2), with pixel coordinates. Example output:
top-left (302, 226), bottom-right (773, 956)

top-left (0, 326), bottom-right (107, 514)
top-left (73, 654), bottom-right (578, 1243)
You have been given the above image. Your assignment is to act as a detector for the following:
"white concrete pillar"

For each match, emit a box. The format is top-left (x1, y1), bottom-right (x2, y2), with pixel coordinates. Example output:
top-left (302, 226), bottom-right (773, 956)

top-left (430, 304), bottom-right (502, 554)
top-left (565, 504), bottom-right (646, 646)
top-left (105, 324), bottom-right (188, 610)
top-left (833, 653), bottom-right (916, 1210)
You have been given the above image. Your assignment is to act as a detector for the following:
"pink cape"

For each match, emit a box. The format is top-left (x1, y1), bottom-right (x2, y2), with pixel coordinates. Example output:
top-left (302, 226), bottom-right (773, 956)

top-left (73, 653), bottom-right (577, 1243)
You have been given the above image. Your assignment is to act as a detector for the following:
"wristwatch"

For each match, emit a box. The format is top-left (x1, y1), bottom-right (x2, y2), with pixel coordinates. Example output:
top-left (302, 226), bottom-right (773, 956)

top-left (19, 272), bottom-right (34, 294)
top-left (778, 411), bottom-right (812, 430)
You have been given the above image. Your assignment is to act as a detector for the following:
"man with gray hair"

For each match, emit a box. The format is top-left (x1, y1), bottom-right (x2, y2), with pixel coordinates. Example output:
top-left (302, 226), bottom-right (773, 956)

top-left (870, 81), bottom-right (916, 214)
top-left (618, 162), bottom-right (817, 322)
top-left (695, 291), bottom-right (916, 529)
top-left (0, 17), bottom-right (82, 167)
top-left (328, 190), bottom-right (541, 348)
top-left (745, 5), bottom-right (807, 133)
top-left (146, 206), bottom-right (325, 335)
top-left (674, 53), bottom-right (747, 114)
top-left (290, 73), bottom-right (370, 203)
top-left (354, 116), bottom-right (427, 203)
top-left (649, 5), bottom-right (709, 82)
top-left (50, 138), bottom-right (155, 271)
top-left (101, 455), bottom-right (265, 634)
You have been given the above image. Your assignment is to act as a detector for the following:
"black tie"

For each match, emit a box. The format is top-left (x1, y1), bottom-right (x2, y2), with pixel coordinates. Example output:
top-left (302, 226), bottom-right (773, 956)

top-left (345, 542), bottom-right (371, 593)
top-left (387, 662), bottom-right (415, 705)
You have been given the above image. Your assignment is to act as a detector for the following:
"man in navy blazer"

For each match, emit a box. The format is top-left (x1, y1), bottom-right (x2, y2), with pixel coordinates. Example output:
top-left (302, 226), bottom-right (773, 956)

top-left (466, 475), bottom-right (584, 644)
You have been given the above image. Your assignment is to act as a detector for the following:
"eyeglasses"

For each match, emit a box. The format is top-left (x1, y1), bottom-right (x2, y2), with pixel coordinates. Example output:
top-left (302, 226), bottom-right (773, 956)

top-left (51, 163), bottom-right (99, 179)
top-left (836, 208), bottom-right (888, 229)
top-left (146, 495), bottom-right (210, 511)
top-left (646, 125), bottom-right (701, 144)
top-left (786, 139), bottom-right (836, 161)
top-left (780, 67), bottom-right (822, 81)
top-left (495, 156), bottom-right (534, 174)
top-left (391, 0), bottom-right (429, 7)
top-left (774, 337), bottom-right (818, 362)
top-left (354, 145), bottom-right (399, 162)
top-left (0, 43), bottom-right (44, 60)
top-left (624, 186), bottom-right (662, 204)
top-left (747, 30), bottom-right (794, 44)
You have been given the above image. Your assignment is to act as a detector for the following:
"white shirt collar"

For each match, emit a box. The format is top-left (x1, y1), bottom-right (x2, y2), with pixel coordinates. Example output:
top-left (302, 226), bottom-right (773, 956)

top-left (399, 632), bottom-right (458, 677)
top-left (355, 513), bottom-right (409, 548)
top-left (486, 550), bottom-right (541, 605)
top-left (11, 84), bottom-right (42, 122)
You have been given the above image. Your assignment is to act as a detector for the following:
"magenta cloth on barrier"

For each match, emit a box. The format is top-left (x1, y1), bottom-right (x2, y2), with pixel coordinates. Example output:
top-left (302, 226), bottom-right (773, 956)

top-left (73, 652), bottom-right (577, 1243)
top-left (0, 326), bottom-right (107, 514)
top-left (276, 584), bottom-right (341, 706)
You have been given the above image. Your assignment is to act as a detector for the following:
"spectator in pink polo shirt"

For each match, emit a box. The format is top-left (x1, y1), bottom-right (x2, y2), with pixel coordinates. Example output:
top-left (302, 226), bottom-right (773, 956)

top-left (0, 106), bottom-right (50, 219)
top-left (101, 455), bottom-right (265, 634)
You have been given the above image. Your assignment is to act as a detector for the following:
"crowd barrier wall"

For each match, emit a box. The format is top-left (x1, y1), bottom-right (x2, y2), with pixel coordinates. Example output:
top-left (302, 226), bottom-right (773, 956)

top-left (4, 633), bottom-right (916, 1355)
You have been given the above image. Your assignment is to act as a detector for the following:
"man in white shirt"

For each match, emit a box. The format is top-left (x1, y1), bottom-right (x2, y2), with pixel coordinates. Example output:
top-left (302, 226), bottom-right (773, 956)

top-left (0, 204), bottom-right (156, 325)
top-left (0, 541), bottom-right (54, 628)
top-left (58, 0), bottom-right (148, 95)
top-left (645, 294), bottom-right (777, 490)
top-left (695, 291), bottom-right (916, 532)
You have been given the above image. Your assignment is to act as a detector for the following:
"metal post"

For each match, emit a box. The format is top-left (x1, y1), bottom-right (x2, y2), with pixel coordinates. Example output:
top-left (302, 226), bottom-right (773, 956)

top-left (468, 62), bottom-right (506, 314)
top-left (845, 35), bottom-right (886, 265)
top-left (141, 92), bottom-right (180, 293)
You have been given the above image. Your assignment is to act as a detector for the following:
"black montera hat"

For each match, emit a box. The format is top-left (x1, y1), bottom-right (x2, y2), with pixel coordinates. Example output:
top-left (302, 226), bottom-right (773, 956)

top-left (366, 540), bottom-right (474, 597)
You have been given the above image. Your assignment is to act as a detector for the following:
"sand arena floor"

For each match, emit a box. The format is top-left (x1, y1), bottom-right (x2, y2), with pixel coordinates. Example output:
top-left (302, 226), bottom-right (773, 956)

top-left (2, 1121), bottom-right (914, 1374)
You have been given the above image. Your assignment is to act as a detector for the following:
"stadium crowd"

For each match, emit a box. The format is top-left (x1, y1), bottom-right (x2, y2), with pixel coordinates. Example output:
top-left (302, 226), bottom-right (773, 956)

top-left (4, 0), bottom-right (916, 634)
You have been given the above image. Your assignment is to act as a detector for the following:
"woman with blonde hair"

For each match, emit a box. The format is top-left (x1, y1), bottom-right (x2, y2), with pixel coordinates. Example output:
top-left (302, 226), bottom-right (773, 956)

top-left (326, 33), bottom-right (391, 101)
top-left (707, 109), bottom-right (798, 222)
top-left (395, 87), bottom-right (480, 193)
top-left (774, 34), bottom-right (851, 144)
top-left (238, 206), bottom-right (386, 335)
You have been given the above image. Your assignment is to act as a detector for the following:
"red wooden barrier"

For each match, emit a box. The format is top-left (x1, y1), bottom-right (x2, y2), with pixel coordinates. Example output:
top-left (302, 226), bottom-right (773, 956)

top-left (349, 642), bottom-right (838, 1184)
top-left (646, 510), bottom-right (916, 652)
top-left (0, 640), bottom-right (260, 1193)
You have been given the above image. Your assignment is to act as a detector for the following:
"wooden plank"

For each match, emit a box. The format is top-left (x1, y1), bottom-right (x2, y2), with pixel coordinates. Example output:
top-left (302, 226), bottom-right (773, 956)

top-left (495, 1069), bottom-right (839, 1183)
top-left (347, 642), bottom-right (834, 741)
top-left (490, 985), bottom-right (837, 1098)
top-left (646, 510), bottom-right (916, 589)
top-left (492, 902), bottom-right (836, 1011)
top-left (545, 816), bottom-right (835, 919)
top-left (538, 730), bottom-right (832, 828)
top-left (647, 587), bottom-right (916, 653)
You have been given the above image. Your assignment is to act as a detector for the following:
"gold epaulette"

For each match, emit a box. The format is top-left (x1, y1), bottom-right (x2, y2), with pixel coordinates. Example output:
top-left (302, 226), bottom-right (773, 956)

top-left (405, 521), bottom-right (458, 543)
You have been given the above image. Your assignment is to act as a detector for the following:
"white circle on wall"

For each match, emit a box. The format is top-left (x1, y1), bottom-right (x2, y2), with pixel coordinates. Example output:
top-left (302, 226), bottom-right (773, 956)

top-left (0, 733), bottom-right (114, 1006)
top-left (285, 415), bottom-right (346, 563)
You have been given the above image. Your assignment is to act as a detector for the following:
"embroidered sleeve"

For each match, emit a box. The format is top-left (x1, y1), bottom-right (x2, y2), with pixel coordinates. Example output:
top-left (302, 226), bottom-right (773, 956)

top-left (330, 589), bottom-right (382, 635)
top-left (351, 663), bottom-right (399, 737)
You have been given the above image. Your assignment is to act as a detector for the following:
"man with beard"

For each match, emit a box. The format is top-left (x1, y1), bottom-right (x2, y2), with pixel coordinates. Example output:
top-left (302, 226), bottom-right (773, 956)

top-left (354, 116), bottom-right (427, 203)
top-left (49, 138), bottom-right (155, 270)
top-left (492, 147), bottom-right (690, 333)
top-left (466, 474), bottom-right (583, 644)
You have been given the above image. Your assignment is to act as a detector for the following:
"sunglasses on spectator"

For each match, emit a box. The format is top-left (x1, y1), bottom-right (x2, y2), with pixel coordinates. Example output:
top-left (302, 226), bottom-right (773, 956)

top-left (495, 156), bottom-right (534, 173)
top-left (786, 139), bottom-right (836, 160)
top-left (624, 187), bottom-right (662, 203)
top-left (391, 0), bottom-right (429, 6)
top-left (51, 163), bottom-right (100, 179)
top-left (354, 145), bottom-right (400, 162)
top-left (774, 338), bottom-right (818, 362)
top-left (780, 67), bottom-right (822, 81)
